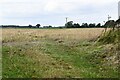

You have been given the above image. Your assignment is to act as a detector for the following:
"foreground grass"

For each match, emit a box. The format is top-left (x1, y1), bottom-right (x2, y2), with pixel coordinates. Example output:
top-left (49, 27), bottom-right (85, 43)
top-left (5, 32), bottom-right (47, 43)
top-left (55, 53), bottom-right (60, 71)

top-left (2, 28), bottom-right (119, 78)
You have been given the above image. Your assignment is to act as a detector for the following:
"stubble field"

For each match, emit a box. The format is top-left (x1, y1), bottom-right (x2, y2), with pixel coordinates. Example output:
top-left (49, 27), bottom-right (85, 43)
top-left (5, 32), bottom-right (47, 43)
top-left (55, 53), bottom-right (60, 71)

top-left (2, 28), bottom-right (119, 78)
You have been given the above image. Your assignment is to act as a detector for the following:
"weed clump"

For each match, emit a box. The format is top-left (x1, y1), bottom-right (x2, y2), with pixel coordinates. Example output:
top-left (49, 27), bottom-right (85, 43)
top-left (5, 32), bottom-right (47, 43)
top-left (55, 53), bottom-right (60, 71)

top-left (98, 28), bottom-right (120, 44)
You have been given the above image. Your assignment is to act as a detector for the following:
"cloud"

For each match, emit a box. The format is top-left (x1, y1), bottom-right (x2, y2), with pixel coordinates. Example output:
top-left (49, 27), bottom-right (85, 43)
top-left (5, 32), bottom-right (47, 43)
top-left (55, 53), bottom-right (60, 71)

top-left (44, 1), bottom-right (58, 12)
top-left (0, 0), bottom-right (119, 26)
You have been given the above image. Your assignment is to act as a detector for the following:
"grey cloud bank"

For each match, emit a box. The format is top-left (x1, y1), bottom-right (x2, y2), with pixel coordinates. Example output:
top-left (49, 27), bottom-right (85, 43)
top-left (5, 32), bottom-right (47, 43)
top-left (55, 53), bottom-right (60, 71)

top-left (0, 0), bottom-right (119, 26)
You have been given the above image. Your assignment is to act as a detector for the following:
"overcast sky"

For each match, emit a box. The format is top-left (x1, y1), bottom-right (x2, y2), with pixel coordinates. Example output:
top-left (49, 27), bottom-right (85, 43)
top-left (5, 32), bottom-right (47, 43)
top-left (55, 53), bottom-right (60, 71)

top-left (0, 0), bottom-right (119, 26)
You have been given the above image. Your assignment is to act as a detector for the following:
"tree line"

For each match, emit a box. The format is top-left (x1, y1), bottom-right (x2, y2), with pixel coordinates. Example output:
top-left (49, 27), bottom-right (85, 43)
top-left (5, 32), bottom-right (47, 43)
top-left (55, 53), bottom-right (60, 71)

top-left (0, 20), bottom-right (118, 28)
top-left (65, 19), bottom-right (120, 28)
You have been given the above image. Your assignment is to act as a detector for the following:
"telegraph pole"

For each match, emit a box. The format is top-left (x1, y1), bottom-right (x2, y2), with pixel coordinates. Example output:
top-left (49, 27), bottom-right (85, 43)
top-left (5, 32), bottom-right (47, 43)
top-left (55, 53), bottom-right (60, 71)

top-left (108, 15), bottom-right (111, 21)
top-left (65, 17), bottom-right (68, 23)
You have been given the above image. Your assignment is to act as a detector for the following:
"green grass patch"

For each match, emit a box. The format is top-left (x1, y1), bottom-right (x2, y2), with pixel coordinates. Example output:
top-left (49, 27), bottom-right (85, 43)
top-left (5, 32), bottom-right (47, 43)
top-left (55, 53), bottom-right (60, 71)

top-left (2, 38), bottom-right (119, 78)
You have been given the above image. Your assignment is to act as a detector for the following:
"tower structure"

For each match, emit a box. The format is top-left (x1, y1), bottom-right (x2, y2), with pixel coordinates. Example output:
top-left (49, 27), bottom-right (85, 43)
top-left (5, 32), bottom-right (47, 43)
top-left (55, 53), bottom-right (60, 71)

top-left (118, 1), bottom-right (120, 19)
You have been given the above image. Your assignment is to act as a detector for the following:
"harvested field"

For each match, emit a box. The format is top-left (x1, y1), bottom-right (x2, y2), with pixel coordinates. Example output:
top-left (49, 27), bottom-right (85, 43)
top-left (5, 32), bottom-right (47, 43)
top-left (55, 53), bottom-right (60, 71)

top-left (2, 28), bottom-right (119, 78)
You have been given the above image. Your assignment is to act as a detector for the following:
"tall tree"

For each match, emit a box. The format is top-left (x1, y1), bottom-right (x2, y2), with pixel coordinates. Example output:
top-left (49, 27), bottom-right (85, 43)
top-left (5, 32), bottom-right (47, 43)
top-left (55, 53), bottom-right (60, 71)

top-left (96, 23), bottom-right (101, 28)
top-left (28, 24), bottom-right (32, 28)
top-left (65, 21), bottom-right (74, 28)
top-left (89, 23), bottom-right (96, 28)
top-left (36, 24), bottom-right (41, 28)
top-left (73, 23), bottom-right (80, 28)
top-left (81, 23), bottom-right (88, 28)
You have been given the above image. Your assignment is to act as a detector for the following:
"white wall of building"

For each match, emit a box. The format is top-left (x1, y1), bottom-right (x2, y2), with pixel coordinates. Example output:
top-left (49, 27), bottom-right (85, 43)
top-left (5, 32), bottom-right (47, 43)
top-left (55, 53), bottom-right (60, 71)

top-left (118, 1), bottom-right (120, 18)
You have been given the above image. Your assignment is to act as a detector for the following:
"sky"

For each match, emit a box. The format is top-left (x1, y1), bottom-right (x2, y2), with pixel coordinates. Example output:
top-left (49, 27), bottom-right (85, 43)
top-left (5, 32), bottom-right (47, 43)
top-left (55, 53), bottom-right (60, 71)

top-left (0, 0), bottom-right (119, 26)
